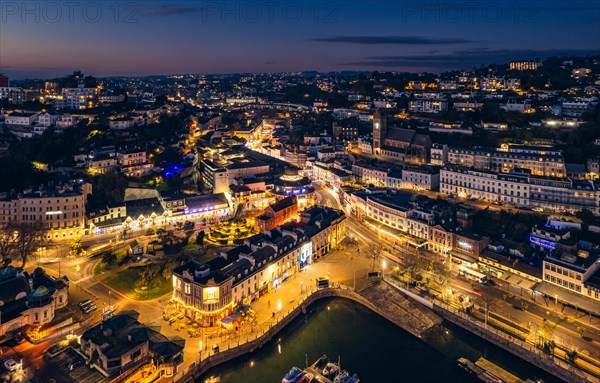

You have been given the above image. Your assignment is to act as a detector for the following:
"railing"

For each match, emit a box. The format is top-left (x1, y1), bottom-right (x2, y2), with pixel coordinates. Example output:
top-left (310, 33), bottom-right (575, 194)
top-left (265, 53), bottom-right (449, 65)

top-left (384, 278), bottom-right (597, 383)
top-left (177, 285), bottom-right (359, 382)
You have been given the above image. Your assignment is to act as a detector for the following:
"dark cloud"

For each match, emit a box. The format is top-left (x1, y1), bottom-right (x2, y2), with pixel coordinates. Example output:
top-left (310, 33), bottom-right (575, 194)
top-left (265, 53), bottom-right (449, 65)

top-left (146, 5), bottom-right (200, 17)
top-left (311, 36), bottom-right (477, 45)
top-left (342, 48), bottom-right (600, 71)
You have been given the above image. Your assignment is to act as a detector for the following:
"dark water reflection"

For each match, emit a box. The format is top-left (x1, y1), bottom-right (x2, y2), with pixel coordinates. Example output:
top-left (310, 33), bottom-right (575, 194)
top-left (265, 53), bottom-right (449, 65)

top-left (199, 298), bottom-right (564, 383)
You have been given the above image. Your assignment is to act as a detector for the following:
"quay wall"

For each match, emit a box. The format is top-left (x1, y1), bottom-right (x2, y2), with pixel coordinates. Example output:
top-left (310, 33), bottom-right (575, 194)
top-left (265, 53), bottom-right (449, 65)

top-left (384, 278), bottom-right (594, 383)
top-left (176, 285), bottom-right (435, 382)
top-left (433, 304), bottom-right (593, 383)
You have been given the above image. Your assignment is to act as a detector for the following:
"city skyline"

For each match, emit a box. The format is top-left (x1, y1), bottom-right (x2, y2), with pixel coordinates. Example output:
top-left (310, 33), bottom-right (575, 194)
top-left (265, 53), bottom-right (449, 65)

top-left (1, 0), bottom-right (599, 79)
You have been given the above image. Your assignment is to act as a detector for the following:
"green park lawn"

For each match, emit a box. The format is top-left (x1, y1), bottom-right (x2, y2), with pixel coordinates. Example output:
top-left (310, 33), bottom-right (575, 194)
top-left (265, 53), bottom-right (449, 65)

top-left (104, 267), bottom-right (172, 301)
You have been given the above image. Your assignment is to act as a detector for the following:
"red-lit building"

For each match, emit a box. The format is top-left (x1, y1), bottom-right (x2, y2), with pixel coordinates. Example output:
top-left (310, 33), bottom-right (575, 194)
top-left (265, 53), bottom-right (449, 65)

top-left (255, 196), bottom-right (298, 232)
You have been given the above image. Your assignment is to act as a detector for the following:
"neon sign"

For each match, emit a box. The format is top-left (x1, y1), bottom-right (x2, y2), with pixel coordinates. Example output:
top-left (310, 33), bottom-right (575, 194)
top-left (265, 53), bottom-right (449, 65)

top-left (529, 236), bottom-right (556, 250)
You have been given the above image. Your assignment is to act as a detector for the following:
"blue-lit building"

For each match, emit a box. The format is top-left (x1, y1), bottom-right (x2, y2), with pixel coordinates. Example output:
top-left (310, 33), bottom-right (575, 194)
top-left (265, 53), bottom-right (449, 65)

top-left (272, 167), bottom-right (315, 209)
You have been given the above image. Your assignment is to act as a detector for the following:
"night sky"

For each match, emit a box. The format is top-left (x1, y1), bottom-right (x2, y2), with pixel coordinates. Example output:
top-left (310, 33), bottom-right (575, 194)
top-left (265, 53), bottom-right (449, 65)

top-left (1, 0), bottom-right (599, 79)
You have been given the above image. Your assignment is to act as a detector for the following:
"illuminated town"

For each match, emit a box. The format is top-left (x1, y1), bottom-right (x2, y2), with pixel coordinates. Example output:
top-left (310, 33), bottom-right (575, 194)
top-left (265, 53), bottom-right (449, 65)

top-left (0, 2), bottom-right (600, 383)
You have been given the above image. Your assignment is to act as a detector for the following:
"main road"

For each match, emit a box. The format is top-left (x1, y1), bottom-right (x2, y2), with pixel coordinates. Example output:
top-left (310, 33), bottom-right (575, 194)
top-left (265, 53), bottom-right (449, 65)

top-left (313, 182), bottom-right (600, 363)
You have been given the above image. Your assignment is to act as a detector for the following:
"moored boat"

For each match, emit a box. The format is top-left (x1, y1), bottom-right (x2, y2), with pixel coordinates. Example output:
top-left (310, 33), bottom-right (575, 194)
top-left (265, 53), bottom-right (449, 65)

top-left (322, 362), bottom-right (340, 376)
top-left (282, 367), bottom-right (304, 383)
top-left (297, 372), bottom-right (314, 383)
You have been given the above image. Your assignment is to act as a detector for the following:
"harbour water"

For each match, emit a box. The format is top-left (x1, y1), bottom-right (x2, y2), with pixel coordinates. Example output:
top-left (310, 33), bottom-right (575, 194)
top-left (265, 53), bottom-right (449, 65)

top-left (199, 298), bottom-right (564, 383)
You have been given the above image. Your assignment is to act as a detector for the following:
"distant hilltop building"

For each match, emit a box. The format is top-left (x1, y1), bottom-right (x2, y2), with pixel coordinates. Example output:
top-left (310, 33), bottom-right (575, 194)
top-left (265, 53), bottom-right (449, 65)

top-left (0, 74), bottom-right (8, 87)
top-left (509, 60), bottom-right (541, 71)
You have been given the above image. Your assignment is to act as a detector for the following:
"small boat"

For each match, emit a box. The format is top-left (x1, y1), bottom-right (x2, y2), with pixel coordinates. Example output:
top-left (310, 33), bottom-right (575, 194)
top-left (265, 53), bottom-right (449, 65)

top-left (282, 367), bottom-right (304, 383)
top-left (322, 362), bottom-right (340, 376)
top-left (297, 372), bottom-right (314, 383)
top-left (333, 370), bottom-right (349, 383)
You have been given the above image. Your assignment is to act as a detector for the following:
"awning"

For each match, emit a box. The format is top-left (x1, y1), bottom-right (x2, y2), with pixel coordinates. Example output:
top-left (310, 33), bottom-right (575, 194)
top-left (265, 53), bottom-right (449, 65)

top-left (450, 251), bottom-right (477, 264)
top-left (533, 282), bottom-right (600, 316)
top-left (219, 311), bottom-right (241, 325)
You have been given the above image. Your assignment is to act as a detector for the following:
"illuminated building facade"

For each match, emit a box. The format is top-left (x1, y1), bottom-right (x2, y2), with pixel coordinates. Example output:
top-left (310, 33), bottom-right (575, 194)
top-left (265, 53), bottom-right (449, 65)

top-left (543, 251), bottom-right (600, 301)
top-left (271, 167), bottom-right (315, 208)
top-left (171, 229), bottom-right (312, 326)
top-left (0, 182), bottom-right (91, 239)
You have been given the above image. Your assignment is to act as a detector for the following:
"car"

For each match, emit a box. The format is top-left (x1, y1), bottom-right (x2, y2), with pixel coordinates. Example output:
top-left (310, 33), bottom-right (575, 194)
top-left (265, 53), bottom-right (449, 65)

top-left (79, 300), bottom-right (94, 310)
top-left (12, 333), bottom-right (24, 345)
top-left (103, 306), bottom-right (116, 316)
top-left (68, 360), bottom-right (82, 371)
top-left (3, 359), bottom-right (20, 372)
top-left (83, 304), bottom-right (97, 314)
top-left (78, 299), bottom-right (92, 308)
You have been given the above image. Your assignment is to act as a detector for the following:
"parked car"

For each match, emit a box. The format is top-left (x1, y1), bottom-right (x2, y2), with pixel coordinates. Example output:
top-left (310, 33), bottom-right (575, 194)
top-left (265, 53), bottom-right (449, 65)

top-left (78, 299), bottom-right (92, 308)
top-left (68, 360), bottom-right (82, 371)
top-left (3, 359), bottom-right (20, 372)
top-left (79, 300), bottom-right (94, 312)
top-left (83, 304), bottom-right (97, 314)
top-left (13, 333), bottom-right (24, 345)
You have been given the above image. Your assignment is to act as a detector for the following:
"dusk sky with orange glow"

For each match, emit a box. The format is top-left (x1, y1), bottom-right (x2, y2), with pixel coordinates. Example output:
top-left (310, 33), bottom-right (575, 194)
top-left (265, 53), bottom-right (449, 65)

top-left (1, 0), bottom-right (599, 78)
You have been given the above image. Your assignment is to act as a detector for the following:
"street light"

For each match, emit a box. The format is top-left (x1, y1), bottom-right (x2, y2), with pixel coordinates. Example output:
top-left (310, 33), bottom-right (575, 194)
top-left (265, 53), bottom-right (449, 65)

top-left (381, 260), bottom-right (387, 278)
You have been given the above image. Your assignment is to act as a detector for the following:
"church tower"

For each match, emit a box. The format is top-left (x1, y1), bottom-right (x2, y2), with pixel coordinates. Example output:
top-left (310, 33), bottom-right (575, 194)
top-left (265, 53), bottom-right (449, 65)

top-left (372, 109), bottom-right (386, 154)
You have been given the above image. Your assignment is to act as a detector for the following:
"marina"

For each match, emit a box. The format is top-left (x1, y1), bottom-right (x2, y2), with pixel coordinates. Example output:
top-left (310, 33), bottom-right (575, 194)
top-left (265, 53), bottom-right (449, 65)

top-left (281, 355), bottom-right (359, 383)
top-left (199, 298), bottom-right (563, 383)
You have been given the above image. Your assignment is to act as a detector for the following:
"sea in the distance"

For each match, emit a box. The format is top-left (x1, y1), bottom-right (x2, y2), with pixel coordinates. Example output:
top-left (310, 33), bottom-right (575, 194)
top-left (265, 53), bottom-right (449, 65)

top-left (199, 298), bottom-right (564, 383)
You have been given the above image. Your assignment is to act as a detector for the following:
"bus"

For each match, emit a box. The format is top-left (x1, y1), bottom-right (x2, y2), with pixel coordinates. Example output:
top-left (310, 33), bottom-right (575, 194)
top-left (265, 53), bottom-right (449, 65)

top-left (458, 266), bottom-right (488, 284)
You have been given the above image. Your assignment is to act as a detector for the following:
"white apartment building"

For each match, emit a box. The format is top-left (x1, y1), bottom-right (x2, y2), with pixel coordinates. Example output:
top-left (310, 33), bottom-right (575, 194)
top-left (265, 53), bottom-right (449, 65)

top-left (352, 163), bottom-right (388, 187)
top-left (0, 183), bottom-right (91, 239)
top-left (56, 86), bottom-right (99, 109)
top-left (543, 251), bottom-right (600, 301)
top-left (447, 145), bottom-right (566, 178)
top-left (5, 112), bottom-right (38, 126)
top-left (440, 166), bottom-right (530, 207)
top-left (408, 98), bottom-right (448, 113)
top-left (36, 112), bottom-right (58, 127)
top-left (561, 97), bottom-right (598, 117)
top-left (401, 167), bottom-right (440, 191)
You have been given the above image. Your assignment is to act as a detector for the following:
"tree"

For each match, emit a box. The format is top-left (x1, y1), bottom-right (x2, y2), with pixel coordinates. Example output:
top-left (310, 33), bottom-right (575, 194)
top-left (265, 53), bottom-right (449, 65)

top-left (195, 231), bottom-right (205, 246)
top-left (69, 235), bottom-right (84, 257)
top-left (145, 228), bottom-right (155, 236)
top-left (101, 252), bottom-right (117, 265)
top-left (157, 229), bottom-right (175, 246)
top-left (183, 221), bottom-right (195, 236)
top-left (121, 225), bottom-right (131, 241)
top-left (366, 244), bottom-right (382, 272)
top-left (521, 301), bottom-right (529, 311)
top-left (0, 225), bottom-right (16, 263)
top-left (161, 260), bottom-right (177, 281)
top-left (576, 326), bottom-right (585, 338)
top-left (12, 223), bottom-right (50, 267)
top-left (139, 264), bottom-right (160, 289)
top-left (405, 258), bottom-right (420, 284)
